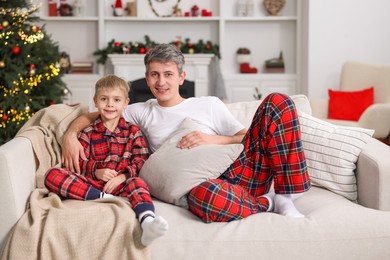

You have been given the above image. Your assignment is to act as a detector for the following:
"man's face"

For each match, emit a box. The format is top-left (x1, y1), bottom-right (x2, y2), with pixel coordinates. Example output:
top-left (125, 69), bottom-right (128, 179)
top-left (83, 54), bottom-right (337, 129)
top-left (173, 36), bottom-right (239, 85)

top-left (145, 61), bottom-right (186, 107)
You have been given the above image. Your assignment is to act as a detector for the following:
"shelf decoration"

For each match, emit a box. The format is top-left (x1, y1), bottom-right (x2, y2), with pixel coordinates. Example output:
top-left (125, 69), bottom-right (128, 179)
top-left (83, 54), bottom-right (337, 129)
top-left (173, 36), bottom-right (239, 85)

top-left (147, 0), bottom-right (182, 17)
top-left (264, 51), bottom-right (285, 73)
top-left (112, 0), bottom-right (124, 16)
top-left (263, 0), bottom-right (285, 16)
top-left (125, 0), bottom-right (137, 17)
top-left (73, 0), bottom-right (85, 17)
top-left (93, 35), bottom-right (220, 65)
top-left (236, 48), bottom-right (257, 73)
top-left (58, 0), bottom-right (73, 16)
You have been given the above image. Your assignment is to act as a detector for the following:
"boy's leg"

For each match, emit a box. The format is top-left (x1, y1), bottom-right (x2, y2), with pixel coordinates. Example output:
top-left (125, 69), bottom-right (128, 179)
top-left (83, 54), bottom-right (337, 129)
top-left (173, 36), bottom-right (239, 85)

top-left (44, 167), bottom-right (103, 200)
top-left (115, 177), bottom-right (168, 246)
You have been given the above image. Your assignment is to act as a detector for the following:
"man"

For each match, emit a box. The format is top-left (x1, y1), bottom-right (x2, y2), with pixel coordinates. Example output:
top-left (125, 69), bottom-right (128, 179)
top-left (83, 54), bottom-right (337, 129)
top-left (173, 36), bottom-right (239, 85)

top-left (62, 43), bottom-right (311, 222)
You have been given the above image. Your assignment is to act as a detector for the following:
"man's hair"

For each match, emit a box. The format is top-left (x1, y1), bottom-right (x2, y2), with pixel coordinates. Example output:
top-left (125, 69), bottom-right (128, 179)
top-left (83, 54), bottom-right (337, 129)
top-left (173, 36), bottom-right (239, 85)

top-left (94, 74), bottom-right (129, 98)
top-left (144, 43), bottom-right (185, 74)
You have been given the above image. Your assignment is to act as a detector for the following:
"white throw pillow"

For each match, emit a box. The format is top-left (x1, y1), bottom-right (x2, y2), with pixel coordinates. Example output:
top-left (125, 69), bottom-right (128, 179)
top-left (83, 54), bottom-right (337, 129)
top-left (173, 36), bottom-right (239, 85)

top-left (139, 118), bottom-right (243, 208)
top-left (298, 111), bottom-right (374, 201)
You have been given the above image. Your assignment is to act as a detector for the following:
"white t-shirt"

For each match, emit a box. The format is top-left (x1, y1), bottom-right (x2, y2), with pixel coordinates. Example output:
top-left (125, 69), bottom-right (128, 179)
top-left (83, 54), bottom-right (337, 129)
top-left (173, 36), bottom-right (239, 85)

top-left (122, 96), bottom-right (245, 152)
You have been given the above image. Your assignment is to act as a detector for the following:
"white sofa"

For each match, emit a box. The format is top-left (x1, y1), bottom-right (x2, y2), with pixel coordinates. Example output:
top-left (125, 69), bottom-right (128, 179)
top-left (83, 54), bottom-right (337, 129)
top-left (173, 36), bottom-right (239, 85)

top-left (1, 95), bottom-right (390, 260)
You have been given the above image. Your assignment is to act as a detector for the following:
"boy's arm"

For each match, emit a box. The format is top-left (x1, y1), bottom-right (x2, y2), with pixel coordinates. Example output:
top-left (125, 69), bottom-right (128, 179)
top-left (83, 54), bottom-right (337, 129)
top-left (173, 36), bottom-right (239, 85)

top-left (62, 112), bottom-right (99, 173)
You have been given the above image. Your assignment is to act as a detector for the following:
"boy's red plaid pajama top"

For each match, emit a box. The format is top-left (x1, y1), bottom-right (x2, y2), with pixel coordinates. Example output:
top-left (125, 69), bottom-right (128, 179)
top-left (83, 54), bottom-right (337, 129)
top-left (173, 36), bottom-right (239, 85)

top-left (188, 93), bottom-right (311, 223)
top-left (45, 118), bottom-right (153, 216)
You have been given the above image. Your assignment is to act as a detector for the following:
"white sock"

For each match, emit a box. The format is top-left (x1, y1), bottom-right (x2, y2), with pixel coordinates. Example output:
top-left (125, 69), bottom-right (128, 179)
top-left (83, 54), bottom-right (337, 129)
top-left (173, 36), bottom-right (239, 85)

top-left (260, 188), bottom-right (275, 212)
top-left (139, 211), bottom-right (168, 246)
top-left (274, 194), bottom-right (304, 218)
top-left (100, 192), bottom-right (115, 199)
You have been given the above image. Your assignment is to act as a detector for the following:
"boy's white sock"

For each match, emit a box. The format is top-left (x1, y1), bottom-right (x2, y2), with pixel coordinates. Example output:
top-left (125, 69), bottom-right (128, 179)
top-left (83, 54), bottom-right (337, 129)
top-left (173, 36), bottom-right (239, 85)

top-left (100, 192), bottom-right (115, 199)
top-left (139, 211), bottom-right (168, 246)
top-left (274, 194), bottom-right (304, 218)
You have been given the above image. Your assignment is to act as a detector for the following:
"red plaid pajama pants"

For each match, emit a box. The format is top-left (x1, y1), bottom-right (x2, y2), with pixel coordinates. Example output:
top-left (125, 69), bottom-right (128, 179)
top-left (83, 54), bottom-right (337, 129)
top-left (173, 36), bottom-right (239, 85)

top-left (188, 93), bottom-right (311, 223)
top-left (45, 168), bottom-right (154, 215)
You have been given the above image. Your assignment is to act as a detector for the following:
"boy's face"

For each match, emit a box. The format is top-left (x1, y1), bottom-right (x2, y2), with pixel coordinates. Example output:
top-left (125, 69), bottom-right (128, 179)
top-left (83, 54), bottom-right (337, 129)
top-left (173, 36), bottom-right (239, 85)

top-left (94, 86), bottom-right (129, 123)
top-left (145, 61), bottom-right (186, 107)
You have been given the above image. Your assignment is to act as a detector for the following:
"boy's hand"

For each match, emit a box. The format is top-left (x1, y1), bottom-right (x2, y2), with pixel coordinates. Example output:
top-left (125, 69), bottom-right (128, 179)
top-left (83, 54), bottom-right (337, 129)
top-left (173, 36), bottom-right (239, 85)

top-left (103, 175), bottom-right (126, 194)
top-left (95, 168), bottom-right (118, 182)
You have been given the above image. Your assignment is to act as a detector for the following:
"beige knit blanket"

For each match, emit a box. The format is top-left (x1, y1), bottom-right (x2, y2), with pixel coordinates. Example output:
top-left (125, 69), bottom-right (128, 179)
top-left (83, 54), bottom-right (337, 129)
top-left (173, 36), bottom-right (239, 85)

top-left (1, 104), bottom-right (150, 260)
top-left (16, 103), bottom-right (89, 188)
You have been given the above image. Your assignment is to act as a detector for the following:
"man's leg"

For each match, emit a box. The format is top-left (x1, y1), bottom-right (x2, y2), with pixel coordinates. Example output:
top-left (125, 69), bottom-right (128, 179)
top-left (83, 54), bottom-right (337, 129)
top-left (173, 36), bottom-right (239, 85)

top-left (226, 92), bottom-right (311, 217)
top-left (188, 179), bottom-right (271, 223)
top-left (188, 93), bottom-right (310, 222)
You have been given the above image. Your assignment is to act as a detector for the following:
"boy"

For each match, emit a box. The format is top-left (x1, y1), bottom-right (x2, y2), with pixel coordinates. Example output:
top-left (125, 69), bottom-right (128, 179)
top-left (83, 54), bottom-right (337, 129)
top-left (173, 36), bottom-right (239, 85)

top-left (44, 75), bottom-right (168, 246)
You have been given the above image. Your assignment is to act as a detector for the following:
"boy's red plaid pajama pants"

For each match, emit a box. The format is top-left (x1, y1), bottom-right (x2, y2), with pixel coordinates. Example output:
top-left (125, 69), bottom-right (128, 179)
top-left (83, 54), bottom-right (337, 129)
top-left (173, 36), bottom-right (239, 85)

top-left (188, 93), bottom-right (311, 223)
top-left (45, 168), bottom-right (154, 214)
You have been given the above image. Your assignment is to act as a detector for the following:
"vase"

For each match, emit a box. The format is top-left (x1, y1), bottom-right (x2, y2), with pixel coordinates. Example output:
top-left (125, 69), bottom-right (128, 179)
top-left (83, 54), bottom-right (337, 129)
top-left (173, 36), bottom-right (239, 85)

top-left (263, 0), bottom-right (285, 16)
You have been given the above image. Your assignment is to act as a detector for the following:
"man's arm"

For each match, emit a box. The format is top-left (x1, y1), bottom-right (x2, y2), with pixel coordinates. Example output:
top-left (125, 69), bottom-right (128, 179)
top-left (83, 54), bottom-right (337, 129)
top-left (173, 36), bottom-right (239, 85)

top-left (177, 128), bottom-right (246, 149)
top-left (62, 112), bottom-right (99, 173)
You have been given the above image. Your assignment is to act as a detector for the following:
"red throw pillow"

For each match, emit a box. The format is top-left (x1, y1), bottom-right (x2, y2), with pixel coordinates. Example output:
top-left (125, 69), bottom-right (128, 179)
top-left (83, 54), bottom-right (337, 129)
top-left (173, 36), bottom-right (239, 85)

top-left (328, 87), bottom-right (374, 121)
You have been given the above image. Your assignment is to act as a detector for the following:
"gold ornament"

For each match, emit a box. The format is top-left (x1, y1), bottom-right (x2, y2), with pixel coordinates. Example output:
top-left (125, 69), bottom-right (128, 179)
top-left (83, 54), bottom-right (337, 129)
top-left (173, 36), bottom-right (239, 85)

top-left (2, 20), bottom-right (9, 27)
top-left (0, 61), bottom-right (5, 68)
top-left (31, 25), bottom-right (39, 33)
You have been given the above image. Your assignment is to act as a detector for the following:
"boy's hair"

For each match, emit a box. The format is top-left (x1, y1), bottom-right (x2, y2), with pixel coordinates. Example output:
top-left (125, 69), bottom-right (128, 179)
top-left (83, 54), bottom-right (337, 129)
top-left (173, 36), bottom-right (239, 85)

top-left (144, 43), bottom-right (185, 74)
top-left (95, 74), bottom-right (129, 98)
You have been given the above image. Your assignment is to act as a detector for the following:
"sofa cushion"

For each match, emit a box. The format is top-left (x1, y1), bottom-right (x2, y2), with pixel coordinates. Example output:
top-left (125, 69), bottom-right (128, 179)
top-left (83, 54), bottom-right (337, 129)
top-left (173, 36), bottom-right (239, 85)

top-left (225, 94), bottom-right (312, 129)
top-left (139, 118), bottom-right (243, 207)
top-left (298, 111), bottom-right (374, 201)
top-left (152, 187), bottom-right (390, 259)
top-left (328, 87), bottom-right (374, 121)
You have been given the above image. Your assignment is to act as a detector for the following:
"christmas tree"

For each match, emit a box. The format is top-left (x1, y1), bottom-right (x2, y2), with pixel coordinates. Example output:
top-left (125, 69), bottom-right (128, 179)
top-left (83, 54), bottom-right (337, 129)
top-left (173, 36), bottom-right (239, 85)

top-left (0, 0), bottom-right (67, 145)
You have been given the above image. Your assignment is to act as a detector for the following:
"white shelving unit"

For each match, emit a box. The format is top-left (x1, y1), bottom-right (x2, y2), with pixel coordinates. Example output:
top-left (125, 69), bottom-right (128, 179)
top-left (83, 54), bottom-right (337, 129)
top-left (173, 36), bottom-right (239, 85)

top-left (35, 0), bottom-right (302, 105)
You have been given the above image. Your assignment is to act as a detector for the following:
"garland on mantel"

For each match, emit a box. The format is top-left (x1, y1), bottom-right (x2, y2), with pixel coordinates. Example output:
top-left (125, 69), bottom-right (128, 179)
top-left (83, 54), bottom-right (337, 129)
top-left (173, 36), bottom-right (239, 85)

top-left (147, 0), bottom-right (182, 17)
top-left (93, 35), bottom-right (220, 65)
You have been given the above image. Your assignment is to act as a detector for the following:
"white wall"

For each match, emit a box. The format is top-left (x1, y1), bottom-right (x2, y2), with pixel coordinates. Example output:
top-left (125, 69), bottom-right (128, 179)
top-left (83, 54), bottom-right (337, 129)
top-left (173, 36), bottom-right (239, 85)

top-left (304, 0), bottom-right (390, 99)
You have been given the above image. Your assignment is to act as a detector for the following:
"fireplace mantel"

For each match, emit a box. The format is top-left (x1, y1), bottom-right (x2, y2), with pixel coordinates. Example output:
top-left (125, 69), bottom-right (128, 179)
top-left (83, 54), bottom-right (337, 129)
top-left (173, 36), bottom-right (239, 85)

top-left (106, 54), bottom-right (214, 97)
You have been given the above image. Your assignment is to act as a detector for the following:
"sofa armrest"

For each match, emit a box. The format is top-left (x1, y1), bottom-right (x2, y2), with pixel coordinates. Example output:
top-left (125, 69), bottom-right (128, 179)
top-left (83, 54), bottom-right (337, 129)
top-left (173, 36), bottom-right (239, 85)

top-left (356, 137), bottom-right (390, 210)
top-left (358, 103), bottom-right (390, 139)
top-left (0, 137), bottom-right (36, 248)
top-left (309, 98), bottom-right (329, 119)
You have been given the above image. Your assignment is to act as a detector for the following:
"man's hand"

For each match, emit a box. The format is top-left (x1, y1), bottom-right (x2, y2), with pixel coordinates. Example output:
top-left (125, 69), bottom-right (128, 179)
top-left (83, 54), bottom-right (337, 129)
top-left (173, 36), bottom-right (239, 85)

top-left (177, 131), bottom-right (216, 149)
top-left (177, 129), bottom-right (246, 149)
top-left (62, 132), bottom-right (86, 173)
top-left (61, 112), bottom-right (98, 173)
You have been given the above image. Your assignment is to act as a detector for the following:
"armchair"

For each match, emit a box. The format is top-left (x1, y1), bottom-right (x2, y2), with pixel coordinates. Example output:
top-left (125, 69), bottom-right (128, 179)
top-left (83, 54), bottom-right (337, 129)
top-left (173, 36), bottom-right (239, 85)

top-left (310, 60), bottom-right (390, 141)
